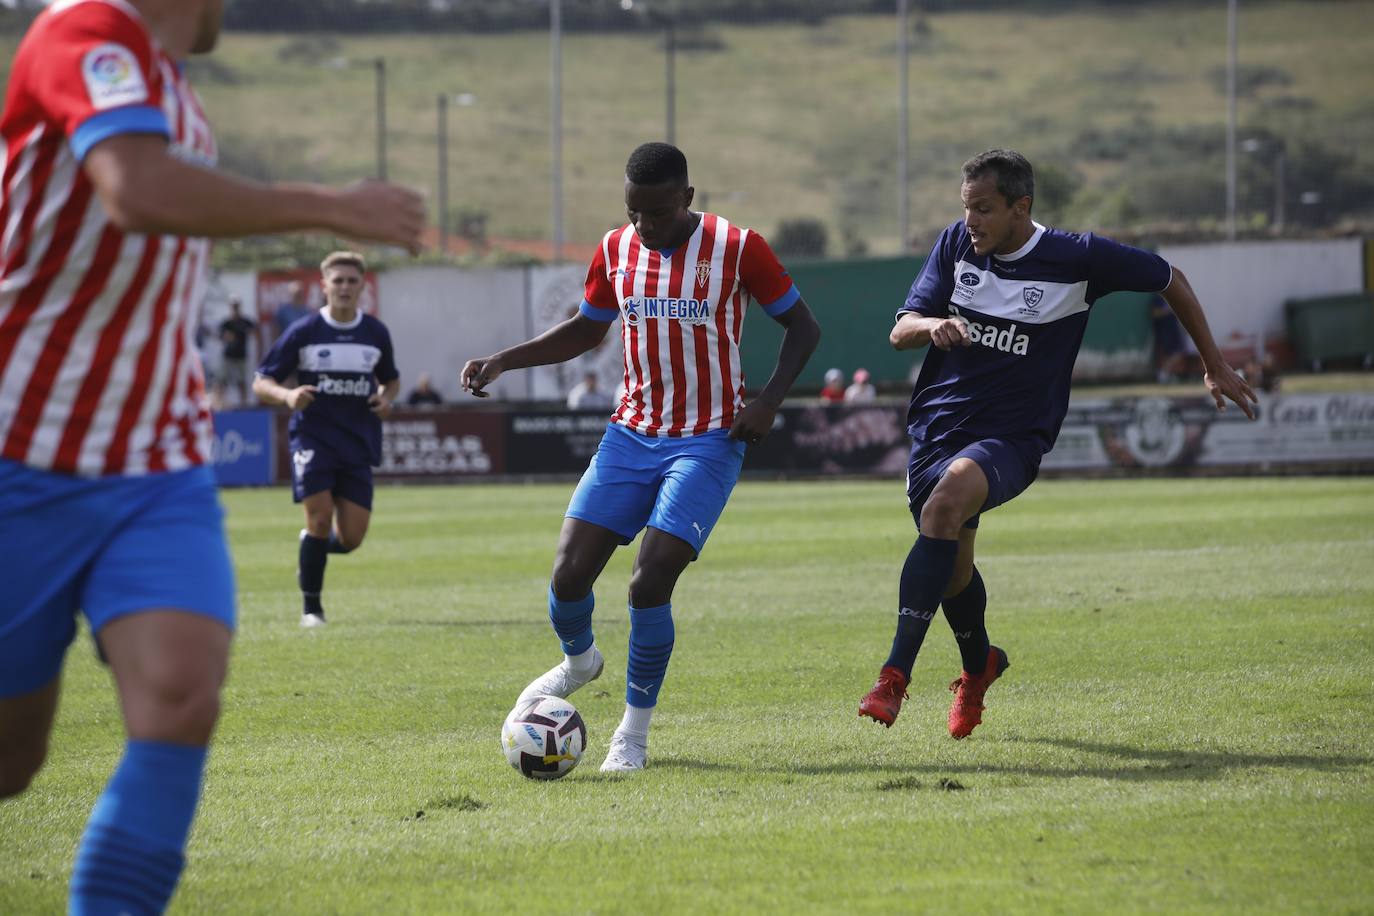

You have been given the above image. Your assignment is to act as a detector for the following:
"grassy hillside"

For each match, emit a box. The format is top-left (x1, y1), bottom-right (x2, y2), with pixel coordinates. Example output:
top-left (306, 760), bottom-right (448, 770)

top-left (2, 2), bottom-right (1370, 258)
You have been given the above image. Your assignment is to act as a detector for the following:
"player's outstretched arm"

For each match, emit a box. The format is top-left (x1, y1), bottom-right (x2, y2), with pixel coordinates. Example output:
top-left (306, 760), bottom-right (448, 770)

top-left (729, 299), bottom-right (821, 444)
top-left (461, 314), bottom-right (612, 398)
top-left (1161, 267), bottom-right (1258, 419)
top-left (83, 135), bottom-right (426, 253)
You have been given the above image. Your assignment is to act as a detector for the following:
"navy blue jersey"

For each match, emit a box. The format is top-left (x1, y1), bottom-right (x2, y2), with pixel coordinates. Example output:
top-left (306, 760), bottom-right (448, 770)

top-left (256, 309), bottom-right (399, 466)
top-left (901, 221), bottom-right (1171, 455)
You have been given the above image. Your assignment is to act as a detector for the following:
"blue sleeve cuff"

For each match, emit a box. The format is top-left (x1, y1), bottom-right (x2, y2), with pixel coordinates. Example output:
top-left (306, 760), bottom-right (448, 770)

top-left (579, 299), bottom-right (619, 322)
top-left (760, 285), bottom-right (800, 317)
top-left (70, 106), bottom-right (170, 161)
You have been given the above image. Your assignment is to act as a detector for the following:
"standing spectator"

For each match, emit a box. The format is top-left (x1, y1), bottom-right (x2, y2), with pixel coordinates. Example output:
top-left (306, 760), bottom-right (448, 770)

top-left (406, 371), bottom-right (444, 406)
top-left (274, 280), bottom-right (313, 341)
top-left (217, 298), bottom-right (255, 408)
top-left (820, 367), bottom-right (846, 403)
top-left (844, 367), bottom-right (877, 403)
top-left (566, 370), bottom-right (614, 411)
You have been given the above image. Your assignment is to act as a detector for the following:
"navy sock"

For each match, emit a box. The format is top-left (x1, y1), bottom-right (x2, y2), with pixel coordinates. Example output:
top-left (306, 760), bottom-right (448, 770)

top-left (883, 536), bottom-right (960, 679)
top-left (548, 585), bottom-right (595, 656)
top-left (299, 533), bottom-right (328, 612)
top-left (70, 740), bottom-right (208, 916)
top-left (626, 603), bottom-right (674, 709)
top-left (326, 533), bottom-right (353, 555)
top-left (942, 565), bottom-right (991, 674)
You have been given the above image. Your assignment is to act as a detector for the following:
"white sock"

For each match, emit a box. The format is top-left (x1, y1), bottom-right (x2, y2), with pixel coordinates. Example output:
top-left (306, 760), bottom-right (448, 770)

top-left (617, 704), bottom-right (652, 741)
top-left (566, 644), bottom-right (599, 675)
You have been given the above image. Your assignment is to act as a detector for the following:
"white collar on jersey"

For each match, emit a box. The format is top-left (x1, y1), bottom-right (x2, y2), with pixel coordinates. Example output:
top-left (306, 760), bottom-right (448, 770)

top-left (320, 307), bottom-right (364, 330)
top-left (992, 221), bottom-right (1046, 263)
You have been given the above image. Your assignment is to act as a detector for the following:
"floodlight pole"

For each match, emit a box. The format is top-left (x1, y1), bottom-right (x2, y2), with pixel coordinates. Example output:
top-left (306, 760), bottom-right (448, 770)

top-left (665, 13), bottom-right (676, 145)
top-left (437, 93), bottom-right (448, 254)
top-left (897, 0), bottom-right (911, 253)
top-left (551, 0), bottom-right (565, 262)
top-left (374, 57), bottom-right (387, 182)
top-left (1225, 0), bottom-right (1237, 240)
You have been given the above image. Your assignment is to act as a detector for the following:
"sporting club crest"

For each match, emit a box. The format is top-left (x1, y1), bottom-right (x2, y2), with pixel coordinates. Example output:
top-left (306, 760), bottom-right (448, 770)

top-left (695, 259), bottom-right (712, 288)
top-left (1022, 286), bottom-right (1044, 309)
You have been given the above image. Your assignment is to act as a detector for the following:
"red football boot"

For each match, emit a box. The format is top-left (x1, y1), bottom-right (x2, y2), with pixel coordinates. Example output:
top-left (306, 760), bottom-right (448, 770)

top-left (858, 666), bottom-right (910, 728)
top-left (947, 646), bottom-right (1010, 739)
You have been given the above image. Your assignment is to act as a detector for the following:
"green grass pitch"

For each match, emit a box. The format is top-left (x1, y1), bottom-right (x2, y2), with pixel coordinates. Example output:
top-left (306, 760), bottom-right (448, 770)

top-left (2, 477), bottom-right (1372, 913)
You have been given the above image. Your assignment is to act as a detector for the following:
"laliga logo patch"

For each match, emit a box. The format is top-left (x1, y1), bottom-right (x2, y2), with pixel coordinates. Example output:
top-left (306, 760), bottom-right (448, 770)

top-left (622, 299), bottom-right (640, 326)
top-left (82, 44), bottom-right (148, 111)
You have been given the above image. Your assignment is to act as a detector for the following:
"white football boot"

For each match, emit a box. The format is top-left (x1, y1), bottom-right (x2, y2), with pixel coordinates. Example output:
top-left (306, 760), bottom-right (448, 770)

top-left (599, 731), bottom-right (648, 772)
top-left (516, 646), bottom-right (605, 705)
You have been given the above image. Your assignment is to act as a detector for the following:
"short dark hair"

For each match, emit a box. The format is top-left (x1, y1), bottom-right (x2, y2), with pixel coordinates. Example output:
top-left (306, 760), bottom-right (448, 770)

top-left (626, 142), bottom-right (688, 187)
top-left (962, 149), bottom-right (1034, 207)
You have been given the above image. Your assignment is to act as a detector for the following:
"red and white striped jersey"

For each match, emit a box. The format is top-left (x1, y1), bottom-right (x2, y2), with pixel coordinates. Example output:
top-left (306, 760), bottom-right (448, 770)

top-left (0, 0), bottom-right (216, 477)
top-left (582, 213), bottom-right (798, 437)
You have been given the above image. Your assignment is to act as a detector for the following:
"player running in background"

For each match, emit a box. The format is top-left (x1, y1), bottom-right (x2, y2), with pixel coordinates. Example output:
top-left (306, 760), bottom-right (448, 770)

top-left (858, 149), bottom-right (1257, 738)
top-left (0, 2), bottom-right (423, 913)
top-left (462, 142), bottom-right (821, 772)
top-left (253, 251), bottom-right (400, 628)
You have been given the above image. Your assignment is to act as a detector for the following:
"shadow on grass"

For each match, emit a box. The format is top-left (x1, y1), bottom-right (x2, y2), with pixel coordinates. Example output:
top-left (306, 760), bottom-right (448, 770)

top-left (651, 738), bottom-right (1372, 782)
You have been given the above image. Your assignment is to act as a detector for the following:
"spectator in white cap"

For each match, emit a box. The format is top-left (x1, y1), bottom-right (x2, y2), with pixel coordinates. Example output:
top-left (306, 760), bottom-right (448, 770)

top-left (820, 367), bottom-right (846, 403)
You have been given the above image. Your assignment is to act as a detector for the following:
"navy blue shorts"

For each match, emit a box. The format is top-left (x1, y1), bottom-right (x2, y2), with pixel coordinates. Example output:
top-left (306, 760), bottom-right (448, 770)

top-left (0, 460), bottom-right (236, 697)
top-left (907, 437), bottom-right (1041, 531)
top-left (291, 440), bottom-right (374, 510)
top-left (566, 423), bottom-right (746, 556)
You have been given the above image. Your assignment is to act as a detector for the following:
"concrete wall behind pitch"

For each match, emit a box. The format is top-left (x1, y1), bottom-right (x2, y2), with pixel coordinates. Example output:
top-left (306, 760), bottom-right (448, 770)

top-left (1158, 238), bottom-right (1364, 348)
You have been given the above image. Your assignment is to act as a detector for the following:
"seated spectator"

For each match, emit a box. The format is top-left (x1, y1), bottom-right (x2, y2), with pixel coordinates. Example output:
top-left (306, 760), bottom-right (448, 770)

top-left (1150, 296), bottom-right (1189, 383)
top-left (567, 370), bottom-right (614, 411)
top-left (406, 371), bottom-right (444, 406)
top-left (844, 367), bottom-right (876, 403)
top-left (274, 280), bottom-right (313, 341)
top-left (820, 367), bottom-right (846, 403)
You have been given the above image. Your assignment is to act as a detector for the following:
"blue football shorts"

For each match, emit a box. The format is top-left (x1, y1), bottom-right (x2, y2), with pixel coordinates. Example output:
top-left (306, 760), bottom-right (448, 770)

top-left (566, 423), bottom-right (746, 556)
top-left (907, 436), bottom-right (1041, 532)
top-left (0, 459), bottom-right (237, 698)
top-left (291, 439), bottom-right (374, 510)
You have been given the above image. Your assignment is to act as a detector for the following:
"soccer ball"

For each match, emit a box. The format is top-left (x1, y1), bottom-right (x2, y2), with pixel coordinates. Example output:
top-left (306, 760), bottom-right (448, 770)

top-left (501, 695), bottom-right (587, 780)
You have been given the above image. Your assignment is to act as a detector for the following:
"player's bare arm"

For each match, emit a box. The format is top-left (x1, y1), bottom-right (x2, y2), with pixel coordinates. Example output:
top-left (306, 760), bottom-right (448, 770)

top-left (462, 314), bottom-right (612, 398)
top-left (729, 299), bottom-right (821, 444)
top-left (83, 135), bottom-right (426, 254)
top-left (252, 374), bottom-right (317, 411)
top-left (1160, 267), bottom-right (1259, 419)
top-left (369, 379), bottom-right (401, 417)
top-left (890, 312), bottom-right (972, 351)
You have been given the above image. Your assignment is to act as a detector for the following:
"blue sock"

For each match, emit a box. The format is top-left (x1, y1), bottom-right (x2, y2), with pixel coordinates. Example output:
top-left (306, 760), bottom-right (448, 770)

top-left (548, 585), bottom-right (595, 656)
top-left (326, 533), bottom-right (352, 555)
top-left (626, 602), bottom-right (674, 708)
top-left (883, 536), bottom-right (959, 678)
top-left (298, 533), bottom-right (328, 612)
top-left (942, 565), bottom-right (991, 674)
top-left (70, 740), bottom-right (208, 916)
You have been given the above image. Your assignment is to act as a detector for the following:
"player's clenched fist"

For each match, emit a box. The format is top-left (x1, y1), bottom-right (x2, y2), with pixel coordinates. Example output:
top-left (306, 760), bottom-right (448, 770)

top-left (333, 180), bottom-right (427, 255)
top-left (929, 317), bottom-right (972, 350)
top-left (285, 385), bottom-right (317, 410)
top-left (461, 357), bottom-right (503, 398)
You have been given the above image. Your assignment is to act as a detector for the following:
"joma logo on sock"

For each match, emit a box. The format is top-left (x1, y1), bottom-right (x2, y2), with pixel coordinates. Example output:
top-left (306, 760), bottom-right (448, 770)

top-left (898, 607), bottom-right (935, 620)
